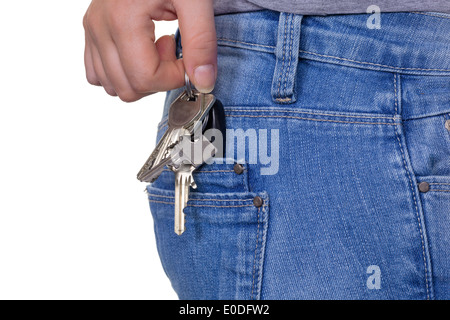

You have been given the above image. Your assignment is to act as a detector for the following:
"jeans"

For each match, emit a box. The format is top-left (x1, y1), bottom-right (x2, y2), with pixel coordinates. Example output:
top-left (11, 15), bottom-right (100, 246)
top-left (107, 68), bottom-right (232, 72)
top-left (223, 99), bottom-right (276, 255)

top-left (147, 10), bottom-right (450, 299)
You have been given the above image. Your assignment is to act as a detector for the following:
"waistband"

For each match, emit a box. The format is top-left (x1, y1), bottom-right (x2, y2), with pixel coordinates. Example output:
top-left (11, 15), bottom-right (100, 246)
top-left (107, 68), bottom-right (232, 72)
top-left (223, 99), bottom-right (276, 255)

top-left (215, 10), bottom-right (450, 76)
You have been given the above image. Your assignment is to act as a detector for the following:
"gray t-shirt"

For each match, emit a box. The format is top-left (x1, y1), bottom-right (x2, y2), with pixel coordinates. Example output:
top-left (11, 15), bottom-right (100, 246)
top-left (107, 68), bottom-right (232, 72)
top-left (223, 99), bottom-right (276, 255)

top-left (214, 0), bottom-right (450, 15)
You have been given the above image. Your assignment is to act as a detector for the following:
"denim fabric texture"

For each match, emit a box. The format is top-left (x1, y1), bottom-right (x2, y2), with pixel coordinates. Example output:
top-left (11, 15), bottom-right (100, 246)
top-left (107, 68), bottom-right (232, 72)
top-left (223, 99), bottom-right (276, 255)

top-left (147, 11), bottom-right (450, 300)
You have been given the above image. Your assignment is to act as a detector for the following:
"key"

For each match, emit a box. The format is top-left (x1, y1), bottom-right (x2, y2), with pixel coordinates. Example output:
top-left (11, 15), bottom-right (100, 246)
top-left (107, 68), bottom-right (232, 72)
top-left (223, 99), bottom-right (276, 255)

top-left (174, 164), bottom-right (196, 235)
top-left (170, 133), bottom-right (220, 235)
top-left (137, 74), bottom-right (226, 236)
top-left (136, 90), bottom-right (216, 183)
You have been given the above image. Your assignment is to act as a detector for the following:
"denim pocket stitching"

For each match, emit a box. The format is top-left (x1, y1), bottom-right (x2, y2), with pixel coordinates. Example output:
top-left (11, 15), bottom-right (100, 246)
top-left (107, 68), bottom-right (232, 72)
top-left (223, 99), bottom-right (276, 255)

top-left (298, 49), bottom-right (450, 72)
top-left (148, 193), bottom-right (255, 202)
top-left (226, 114), bottom-right (398, 126)
top-left (394, 120), bottom-right (432, 299)
top-left (148, 199), bottom-right (257, 208)
top-left (157, 121), bottom-right (168, 133)
top-left (250, 204), bottom-right (269, 300)
top-left (429, 183), bottom-right (450, 193)
top-left (411, 12), bottom-right (450, 19)
top-left (251, 206), bottom-right (261, 300)
top-left (225, 107), bottom-right (396, 119)
top-left (217, 38), bottom-right (275, 52)
top-left (162, 168), bottom-right (235, 174)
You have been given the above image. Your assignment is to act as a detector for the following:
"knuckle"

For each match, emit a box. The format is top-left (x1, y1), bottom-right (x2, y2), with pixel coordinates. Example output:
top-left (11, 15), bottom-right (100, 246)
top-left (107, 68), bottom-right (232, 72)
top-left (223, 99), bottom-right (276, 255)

top-left (85, 12), bottom-right (99, 31)
top-left (118, 91), bottom-right (140, 103)
top-left (86, 74), bottom-right (100, 86)
top-left (188, 30), bottom-right (217, 50)
top-left (104, 87), bottom-right (117, 97)
top-left (129, 76), bottom-right (154, 93)
top-left (105, 3), bottom-right (127, 31)
top-left (107, 12), bottom-right (123, 31)
top-left (82, 14), bottom-right (88, 29)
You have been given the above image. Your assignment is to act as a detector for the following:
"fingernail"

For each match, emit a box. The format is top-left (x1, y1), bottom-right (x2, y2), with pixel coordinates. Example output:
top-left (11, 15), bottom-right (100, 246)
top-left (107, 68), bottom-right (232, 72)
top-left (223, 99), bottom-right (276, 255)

top-left (193, 64), bottom-right (215, 93)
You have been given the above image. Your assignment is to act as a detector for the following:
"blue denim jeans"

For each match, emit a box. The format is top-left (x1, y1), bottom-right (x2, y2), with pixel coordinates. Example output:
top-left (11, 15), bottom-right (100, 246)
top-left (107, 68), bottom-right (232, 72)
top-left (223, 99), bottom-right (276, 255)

top-left (147, 11), bottom-right (450, 300)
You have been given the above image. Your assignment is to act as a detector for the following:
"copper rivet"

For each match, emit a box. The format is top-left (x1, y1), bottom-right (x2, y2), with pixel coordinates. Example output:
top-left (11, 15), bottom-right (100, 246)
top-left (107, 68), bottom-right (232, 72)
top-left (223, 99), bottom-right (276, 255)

top-left (234, 163), bottom-right (244, 175)
top-left (445, 120), bottom-right (450, 131)
top-left (253, 196), bottom-right (263, 208)
top-left (418, 182), bottom-right (430, 193)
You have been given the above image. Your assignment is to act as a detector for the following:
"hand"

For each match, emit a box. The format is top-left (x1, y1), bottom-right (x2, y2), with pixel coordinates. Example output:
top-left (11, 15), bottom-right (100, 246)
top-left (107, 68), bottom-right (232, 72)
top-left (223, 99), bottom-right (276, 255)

top-left (83, 0), bottom-right (217, 102)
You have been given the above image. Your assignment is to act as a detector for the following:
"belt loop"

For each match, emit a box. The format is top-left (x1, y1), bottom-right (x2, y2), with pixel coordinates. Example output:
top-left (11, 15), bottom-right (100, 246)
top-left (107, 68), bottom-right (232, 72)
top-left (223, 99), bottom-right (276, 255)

top-left (271, 13), bottom-right (303, 104)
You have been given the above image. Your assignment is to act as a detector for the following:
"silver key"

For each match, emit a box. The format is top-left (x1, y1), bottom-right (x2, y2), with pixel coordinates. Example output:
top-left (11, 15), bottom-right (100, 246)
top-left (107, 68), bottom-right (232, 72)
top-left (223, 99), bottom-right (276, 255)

top-left (137, 84), bottom-right (218, 236)
top-left (174, 164), bottom-right (196, 235)
top-left (170, 134), bottom-right (217, 235)
top-left (136, 90), bottom-right (216, 183)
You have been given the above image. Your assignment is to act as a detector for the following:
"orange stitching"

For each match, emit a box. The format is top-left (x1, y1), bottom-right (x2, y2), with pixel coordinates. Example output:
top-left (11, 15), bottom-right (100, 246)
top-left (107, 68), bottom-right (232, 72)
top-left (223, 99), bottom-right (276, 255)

top-left (191, 204), bottom-right (255, 208)
top-left (411, 12), bottom-right (450, 20)
top-left (394, 74), bottom-right (399, 115)
top-left (226, 114), bottom-right (398, 125)
top-left (299, 50), bottom-right (450, 72)
top-left (148, 199), bottom-right (256, 208)
top-left (149, 200), bottom-right (175, 205)
top-left (162, 169), bottom-right (235, 173)
top-left (226, 107), bottom-right (395, 119)
top-left (217, 38), bottom-right (276, 49)
top-left (197, 170), bottom-right (235, 173)
top-left (256, 206), bottom-right (267, 299)
top-left (251, 206), bottom-right (261, 300)
top-left (148, 193), bottom-right (254, 202)
top-left (394, 122), bottom-right (430, 299)
top-left (275, 97), bottom-right (292, 102)
top-left (157, 121), bottom-right (168, 133)
top-left (216, 37), bottom-right (450, 72)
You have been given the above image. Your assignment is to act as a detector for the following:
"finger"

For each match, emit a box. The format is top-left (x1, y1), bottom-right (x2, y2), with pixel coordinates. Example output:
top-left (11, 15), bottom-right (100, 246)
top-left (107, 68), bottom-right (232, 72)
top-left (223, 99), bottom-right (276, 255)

top-left (155, 34), bottom-right (177, 62)
top-left (173, 0), bottom-right (217, 93)
top-left (93, 34), bottom-right (151, 102)
top-left (84, 21), bottom-right (100, 86)
top-left (110, 14), bottom-right (184, 93)
top-left (89, 37), bottom-right (117, 97)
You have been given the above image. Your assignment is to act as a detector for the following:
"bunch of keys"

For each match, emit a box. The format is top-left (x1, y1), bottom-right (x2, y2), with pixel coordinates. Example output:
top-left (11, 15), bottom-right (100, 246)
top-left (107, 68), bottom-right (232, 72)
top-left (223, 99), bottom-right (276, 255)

top-left (137, 74), bottom-right (225, 235)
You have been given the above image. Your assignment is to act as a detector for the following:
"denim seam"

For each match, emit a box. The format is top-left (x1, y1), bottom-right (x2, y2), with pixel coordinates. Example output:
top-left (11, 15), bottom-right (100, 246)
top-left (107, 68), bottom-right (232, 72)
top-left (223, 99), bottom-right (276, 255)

top-left (394, 74), bottom-right (399, 115)
top-left (411, 12), bottom-right (450, 19)
top-left (431, 190), bottom-right (450, 192)
top-left (283, 15), bottom-right (294, 99)
top-left (299, 50), bottom-right (450, 72)
top-left (393, 77), bottom-right (432, 299)
top-left (216, 37), bottom-right (450, 73)
top-left (276, 16), bottom-right (288, 100)
top-left (256, 205), bottom-right (268, 300)
top-left (148, 194), bottom-right (255, 202)
top-left (243, 169), bottom-right (249, 192)
top-left (225, 108), bottom-right (395, 119)
top-left (197, 170), bottom-right (235, 173)
top-left (162, 168), bottom-right (235, 173)
top-left (226, 114), bottom-right (397, 125)
top-left (251, 206), bottom-right (261, 300)
top-left (148, 199), bottom-right (256, 208)
top-left (403, 111), bottom-right (450, 121)
top-left (429, 183), bottom-right (450, 186)
top-left (217, 38), bottom-right (275, 50)
top-left (157, 122), bottom-right (167, 133)
top-left (394, 126), bottom-right (431, 299)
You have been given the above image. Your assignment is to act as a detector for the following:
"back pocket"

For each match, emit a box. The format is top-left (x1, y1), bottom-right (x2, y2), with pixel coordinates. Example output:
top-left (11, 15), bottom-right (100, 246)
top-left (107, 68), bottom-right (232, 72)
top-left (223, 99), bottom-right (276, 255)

top-left (404, 112), bottom-right (450, 299)
top-left (147, 160), bottom-right (269, 300)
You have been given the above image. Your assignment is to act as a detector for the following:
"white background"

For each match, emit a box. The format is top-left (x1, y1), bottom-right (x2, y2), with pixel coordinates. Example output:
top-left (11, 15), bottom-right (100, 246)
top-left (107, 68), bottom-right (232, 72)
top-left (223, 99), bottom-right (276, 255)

top-left (0, 1), bottom-right (178, 299)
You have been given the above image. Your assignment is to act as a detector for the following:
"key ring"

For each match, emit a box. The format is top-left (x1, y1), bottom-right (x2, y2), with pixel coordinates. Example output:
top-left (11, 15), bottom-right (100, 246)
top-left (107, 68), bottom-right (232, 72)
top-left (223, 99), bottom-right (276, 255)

top-left (185, 72), bottom-right (195, 100)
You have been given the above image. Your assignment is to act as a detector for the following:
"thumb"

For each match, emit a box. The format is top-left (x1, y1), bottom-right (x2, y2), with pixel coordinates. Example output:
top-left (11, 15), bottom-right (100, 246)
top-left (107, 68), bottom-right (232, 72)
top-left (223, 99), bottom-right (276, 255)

top-left (173, 0), bottom-right (217, 93)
